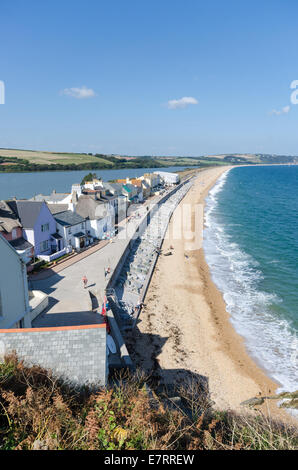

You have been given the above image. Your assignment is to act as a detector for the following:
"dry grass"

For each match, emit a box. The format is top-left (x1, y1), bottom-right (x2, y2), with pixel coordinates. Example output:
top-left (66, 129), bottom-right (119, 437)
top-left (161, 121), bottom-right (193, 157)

top-left (0, 356), bottom-right (297, 450)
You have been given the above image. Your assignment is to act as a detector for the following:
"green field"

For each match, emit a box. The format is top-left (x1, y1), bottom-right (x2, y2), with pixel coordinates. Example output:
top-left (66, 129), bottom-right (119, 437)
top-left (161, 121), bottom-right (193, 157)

top-left (0, 148), bottom-right (114, 166)
top-left (0, 148), bottom-right (296, 173)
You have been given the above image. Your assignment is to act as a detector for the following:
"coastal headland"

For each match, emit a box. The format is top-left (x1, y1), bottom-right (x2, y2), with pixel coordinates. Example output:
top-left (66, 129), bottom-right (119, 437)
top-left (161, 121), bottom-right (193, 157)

top-left (126, 166), bottom-right (295, 423)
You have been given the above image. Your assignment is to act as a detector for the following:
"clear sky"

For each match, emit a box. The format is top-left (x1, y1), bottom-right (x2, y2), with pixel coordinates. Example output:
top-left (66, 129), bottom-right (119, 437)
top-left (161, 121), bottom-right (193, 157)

top-left (1, 0), bottom-right (298, 156)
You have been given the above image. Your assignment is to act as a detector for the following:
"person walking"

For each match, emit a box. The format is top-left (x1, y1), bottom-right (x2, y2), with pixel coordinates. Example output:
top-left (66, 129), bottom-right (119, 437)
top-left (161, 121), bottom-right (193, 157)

top-left (82, 275), bottom-right (88, 289)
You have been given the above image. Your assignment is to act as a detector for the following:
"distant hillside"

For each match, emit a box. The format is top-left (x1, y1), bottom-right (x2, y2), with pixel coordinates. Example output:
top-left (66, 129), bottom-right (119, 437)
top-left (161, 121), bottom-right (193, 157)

top-left (0, 148), bottom-right (297, 172)
top-left (205, 153), bottom-right (298, 164)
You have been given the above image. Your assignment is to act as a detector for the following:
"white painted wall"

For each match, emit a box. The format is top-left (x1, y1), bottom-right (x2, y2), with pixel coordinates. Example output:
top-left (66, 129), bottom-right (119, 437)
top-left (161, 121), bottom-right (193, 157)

top-left (56, 221), bottom-right (87, 251)
top-left (87, 216), bottom-right (114, 240)
top-left (0, 235), bottom-right (31, 329)
top-left (23, 228), bottom-right (35, 247)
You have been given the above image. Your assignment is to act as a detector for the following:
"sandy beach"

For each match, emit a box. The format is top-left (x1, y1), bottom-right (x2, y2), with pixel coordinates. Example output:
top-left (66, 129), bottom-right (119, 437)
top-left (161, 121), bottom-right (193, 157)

top-left (125, 166), bottom-right (294, 423)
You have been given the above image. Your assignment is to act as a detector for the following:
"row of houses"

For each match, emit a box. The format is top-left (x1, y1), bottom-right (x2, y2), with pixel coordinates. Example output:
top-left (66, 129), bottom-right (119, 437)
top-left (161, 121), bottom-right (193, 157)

top-left (0, 171), bottom-right (180, 269)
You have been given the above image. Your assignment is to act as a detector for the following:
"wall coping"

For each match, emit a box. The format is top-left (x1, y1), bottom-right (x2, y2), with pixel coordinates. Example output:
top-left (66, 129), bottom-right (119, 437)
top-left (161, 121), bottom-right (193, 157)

top-left (0, 323), bottom-right (106, 334)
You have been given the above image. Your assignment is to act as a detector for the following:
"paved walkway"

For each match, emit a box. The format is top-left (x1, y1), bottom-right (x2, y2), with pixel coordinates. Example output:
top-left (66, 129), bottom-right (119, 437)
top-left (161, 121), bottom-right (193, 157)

top-left (31, 183), bottom-right (190, 328)
top-left (29, 240), bottom-right (110, 281)
top-left (31, 210), bottom-right (149, 327)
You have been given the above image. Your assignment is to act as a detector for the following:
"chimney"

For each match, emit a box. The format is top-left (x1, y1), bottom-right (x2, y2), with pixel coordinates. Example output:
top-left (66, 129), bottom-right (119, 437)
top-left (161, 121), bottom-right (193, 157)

top-left (69, 190), bottom-right (78, 212)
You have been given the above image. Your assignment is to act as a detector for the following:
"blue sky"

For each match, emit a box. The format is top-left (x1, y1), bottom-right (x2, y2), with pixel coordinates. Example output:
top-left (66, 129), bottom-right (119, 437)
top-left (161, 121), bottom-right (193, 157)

top-left (1, 0), bottom-right (298, 156)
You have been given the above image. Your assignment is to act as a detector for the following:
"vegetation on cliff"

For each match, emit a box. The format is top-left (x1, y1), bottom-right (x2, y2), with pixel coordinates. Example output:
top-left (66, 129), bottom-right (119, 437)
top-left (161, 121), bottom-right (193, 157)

top-left (0, 356), bottom-right (297, 450)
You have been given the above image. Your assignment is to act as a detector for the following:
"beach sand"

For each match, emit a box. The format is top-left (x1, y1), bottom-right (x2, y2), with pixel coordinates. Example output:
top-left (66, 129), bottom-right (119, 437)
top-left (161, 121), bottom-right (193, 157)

top-left (125, 166), bottom-right (295, 423)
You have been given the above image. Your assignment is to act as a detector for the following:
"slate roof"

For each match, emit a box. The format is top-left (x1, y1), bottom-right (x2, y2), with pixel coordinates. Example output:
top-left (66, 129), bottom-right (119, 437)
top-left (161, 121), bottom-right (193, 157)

top-left (30, 192), bottom-right (70, 203)
top-left (102, 182), bottom-right (123, 195)
top-left (7, 200), bottom-right (46, 229)
top-left (54, 210), bottom-right (86, 227)
top-left (51, 232), bottom-right (63, 240)
top-left (9, 237), bottom-right (33, 251)
top-left (47, 204), bottom-right (69, 215)
top-left (0, 200), bottom-right (22, 233)
top-left (29, 194), bottom-right (49, 202)
top-left (123, 184), bottom-right (132, 193)
top-left (73, 232), bottom-right (86, 238)
top-left (75, 195), bottom-right (105, 220)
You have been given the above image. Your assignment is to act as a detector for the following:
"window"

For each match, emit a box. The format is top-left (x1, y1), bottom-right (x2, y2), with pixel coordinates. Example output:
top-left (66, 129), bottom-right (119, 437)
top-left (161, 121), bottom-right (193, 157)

top-left (68, 228), bottom-right (72, 234)
top-left (41, 223), bottom-right (49, 232)
top-left (0, 290), bottom-right (2, 316)
top-left (40, 240), bottom-right (49, 252)
top-left (81, 223), bottom-right (84, 229)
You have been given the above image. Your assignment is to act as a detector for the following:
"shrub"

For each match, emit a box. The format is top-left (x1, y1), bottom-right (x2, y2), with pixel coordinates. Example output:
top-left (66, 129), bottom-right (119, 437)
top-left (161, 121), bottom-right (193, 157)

top-left (0, 357), bottom-right (297, 450)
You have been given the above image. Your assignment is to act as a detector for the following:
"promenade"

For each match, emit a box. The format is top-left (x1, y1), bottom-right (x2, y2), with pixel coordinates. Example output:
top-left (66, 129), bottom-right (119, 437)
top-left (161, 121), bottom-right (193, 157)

top-left (31, 185), bottom-right (181, 328)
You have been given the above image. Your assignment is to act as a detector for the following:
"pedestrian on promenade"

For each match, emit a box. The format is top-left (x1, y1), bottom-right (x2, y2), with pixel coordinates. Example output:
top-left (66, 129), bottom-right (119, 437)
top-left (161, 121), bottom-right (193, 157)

top-left (82, 275), bottom-right (88, 289)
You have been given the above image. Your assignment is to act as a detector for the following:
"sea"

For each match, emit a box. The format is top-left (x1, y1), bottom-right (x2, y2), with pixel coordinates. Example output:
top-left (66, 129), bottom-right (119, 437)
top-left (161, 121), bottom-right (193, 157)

top-left (204, 165), bottom-right (298, 392)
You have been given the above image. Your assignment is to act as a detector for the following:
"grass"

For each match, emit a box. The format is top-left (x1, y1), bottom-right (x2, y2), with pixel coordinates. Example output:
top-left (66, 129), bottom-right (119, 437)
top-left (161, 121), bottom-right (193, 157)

top-left (0, 149), bottom-right (107, 165)
top-left (0, 356), bottom-right (297, 450)
top-left (0, 148), bottom-right (233, 171)
top-left (0, 149), bottom-right (112, 165)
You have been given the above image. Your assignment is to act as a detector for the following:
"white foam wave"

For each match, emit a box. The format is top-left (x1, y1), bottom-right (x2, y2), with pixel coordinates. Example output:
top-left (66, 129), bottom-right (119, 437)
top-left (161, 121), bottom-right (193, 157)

top-left (203, 170), bottom-right (298, 393)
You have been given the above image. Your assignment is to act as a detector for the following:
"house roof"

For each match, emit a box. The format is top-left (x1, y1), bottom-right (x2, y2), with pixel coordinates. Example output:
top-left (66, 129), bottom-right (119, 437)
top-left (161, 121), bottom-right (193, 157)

top-left (123, 184), bottom-right (132, 193)
top-left (29, 194), bottom-right (49, 202)
top-left (100, 194), bottom-right (118, 201)
top-left (116, 179), bottom-right (127, 184)
top-left (51, 232), bottom-right (63, 240)
top-left (73, 232), bottom-right (86, 238)
top-left (6, 200), bottom-right (47, 229)
top-left (30, 191), bottom-right (70, 203)
top-left (47, 203), bottom-right (69, 215)
top-left (0, 200), bottom-right (22, 233)
top-left (9, 237), bottom-right (33, 251)
top-left (102, 182), bottom-right (123, 194)
top-left (141, 180), bottom-right (150, 188)
top-left (130, 179), bottom-right (142, 187)
top-left (54, 210), bottom-right (86, 227)
top-left (75, 195), bottom-right (105, 221)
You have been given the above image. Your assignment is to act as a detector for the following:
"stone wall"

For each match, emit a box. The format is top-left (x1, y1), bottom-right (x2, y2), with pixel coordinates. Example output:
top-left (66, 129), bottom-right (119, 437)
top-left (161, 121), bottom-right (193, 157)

top-left (0, 324), bottom-right (107, 387)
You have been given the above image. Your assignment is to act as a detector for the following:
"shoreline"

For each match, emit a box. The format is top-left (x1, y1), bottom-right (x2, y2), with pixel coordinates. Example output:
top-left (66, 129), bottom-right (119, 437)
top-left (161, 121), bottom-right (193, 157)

top-left (126, 166), bottom-right (295, 423)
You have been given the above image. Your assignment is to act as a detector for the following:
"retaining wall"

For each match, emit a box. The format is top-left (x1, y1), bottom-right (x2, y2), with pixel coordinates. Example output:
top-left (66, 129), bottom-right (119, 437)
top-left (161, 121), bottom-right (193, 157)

top-left (0, 324), bottom-right (107, 387)
top-left (134, 179), bottom-right (194, 326)
top-left (107, 177), bottom-right (193, 291)
top-left (104, 177), bottom-right (193, 367)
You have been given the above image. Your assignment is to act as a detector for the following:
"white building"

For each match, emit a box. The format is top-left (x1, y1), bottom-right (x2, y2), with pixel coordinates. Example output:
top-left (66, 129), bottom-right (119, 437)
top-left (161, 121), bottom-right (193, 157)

top-left (54, 210), bottom-right (89, 252)
top-left (83, 179), bottom-right (102, 190)
top-left (143, 172), bottom-right (161, 189)
top-left (0, 234), bottom-right (31, 329)
top-left (154, 171), bottom-right (180, 185)
top-left (75, 195), bottom-right (115, 240)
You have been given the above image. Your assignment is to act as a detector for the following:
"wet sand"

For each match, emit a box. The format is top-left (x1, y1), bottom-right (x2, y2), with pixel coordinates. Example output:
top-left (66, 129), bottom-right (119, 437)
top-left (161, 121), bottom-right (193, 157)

top-left (125, 166), bottom-right (294, 422)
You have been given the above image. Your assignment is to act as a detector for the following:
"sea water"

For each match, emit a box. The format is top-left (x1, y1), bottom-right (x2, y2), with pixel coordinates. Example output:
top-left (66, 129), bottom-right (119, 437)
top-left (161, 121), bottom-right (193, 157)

top-left (204, 165), bottom-right (298, 392)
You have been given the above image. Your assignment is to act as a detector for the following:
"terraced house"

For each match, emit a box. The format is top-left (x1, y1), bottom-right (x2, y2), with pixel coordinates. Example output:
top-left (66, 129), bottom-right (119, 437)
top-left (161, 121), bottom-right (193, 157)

top-left (7, 200), bottom-right (59, 257)
top-left (7, 200), bottom-right (60, 258)
top-left (54, 209), bottom-right (89, 251)
top-left (0, 200), bottom-right (34, 264)
top-left (75, 194), bottom-right (115, 240)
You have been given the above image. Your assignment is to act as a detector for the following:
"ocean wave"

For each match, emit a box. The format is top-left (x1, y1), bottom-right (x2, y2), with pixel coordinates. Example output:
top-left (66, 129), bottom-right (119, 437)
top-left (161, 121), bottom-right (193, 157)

top-left (203, 171), bottom-right (298, 393)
